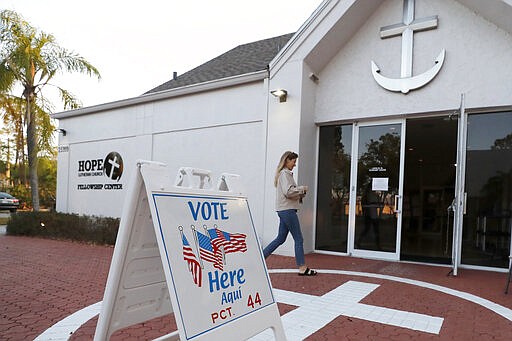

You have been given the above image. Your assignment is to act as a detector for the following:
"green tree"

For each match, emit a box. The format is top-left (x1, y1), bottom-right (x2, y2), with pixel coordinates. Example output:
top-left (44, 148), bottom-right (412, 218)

top-left (357, 132), bottom-right (401, 194)
top-left (38, 156), bottom-right (57, 208)
top-left (492, 133), bottom-right (512, 150)
top-left (1, 95), bottom-right (27, 184)
top-left (0, 10), bottom-right (100, 210)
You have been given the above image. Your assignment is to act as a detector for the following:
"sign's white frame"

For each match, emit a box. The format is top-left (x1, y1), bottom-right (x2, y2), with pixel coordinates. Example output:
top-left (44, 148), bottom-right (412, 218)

top-left (94, 161), bottom-right (285, 340)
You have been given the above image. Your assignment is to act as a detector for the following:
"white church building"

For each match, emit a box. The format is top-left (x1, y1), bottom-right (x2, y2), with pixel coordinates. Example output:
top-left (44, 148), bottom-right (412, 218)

top-left (53, 0), bottom-right (512, 272)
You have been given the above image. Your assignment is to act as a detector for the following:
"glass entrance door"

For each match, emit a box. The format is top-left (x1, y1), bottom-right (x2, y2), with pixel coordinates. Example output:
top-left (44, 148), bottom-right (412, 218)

top-left (315, 111), bottom-right (511, 269)
top-left (315, 125), bottom-right (352, 253)
top-left (461, 111), bottom-right (512, 269)
top-left (400, 116), bottom-right (458, 264)
top-left (351, 121), bottom-right (404, 260)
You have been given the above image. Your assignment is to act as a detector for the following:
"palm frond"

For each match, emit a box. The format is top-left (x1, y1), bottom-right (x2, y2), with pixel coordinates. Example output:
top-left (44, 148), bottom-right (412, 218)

top-left (56, 48), bottom-right (101, 79)
top-left (56, 87), bottom-right (82, 110)
top-left (0, 62), bottom-right (16, 93)
top-left (34, 104), bottom-right (55, 157)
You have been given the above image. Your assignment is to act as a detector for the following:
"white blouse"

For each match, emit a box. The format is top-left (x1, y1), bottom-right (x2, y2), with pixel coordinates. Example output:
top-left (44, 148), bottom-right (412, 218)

top-left (275, 169), bottom-right (306, 211)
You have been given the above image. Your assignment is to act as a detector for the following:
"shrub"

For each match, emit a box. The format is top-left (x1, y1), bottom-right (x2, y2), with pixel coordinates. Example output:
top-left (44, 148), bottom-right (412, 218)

top-left (6, 211), bottom-right (119, 245)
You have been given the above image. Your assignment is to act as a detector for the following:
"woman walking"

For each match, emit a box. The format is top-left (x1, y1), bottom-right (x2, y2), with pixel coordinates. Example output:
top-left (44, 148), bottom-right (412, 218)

top-left (263, 151), bottom-right (317, 276)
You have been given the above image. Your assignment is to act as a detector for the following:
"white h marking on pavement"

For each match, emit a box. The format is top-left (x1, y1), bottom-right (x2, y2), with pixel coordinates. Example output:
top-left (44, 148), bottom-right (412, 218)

top-left (41, 267), bottom-right (512, 341)
top-left (251, 280), bottom-right (443, 341)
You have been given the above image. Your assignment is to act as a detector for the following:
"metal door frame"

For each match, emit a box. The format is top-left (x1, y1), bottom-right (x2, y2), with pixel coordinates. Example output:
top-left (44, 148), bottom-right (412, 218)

top-left (348, 119), bottom-right (406, 261)
top-left (451, 94), bottom-right (467, 275)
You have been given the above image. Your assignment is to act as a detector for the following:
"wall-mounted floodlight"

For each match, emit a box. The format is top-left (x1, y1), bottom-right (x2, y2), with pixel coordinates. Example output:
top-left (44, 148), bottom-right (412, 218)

top-left (270, 89), bottom-right (287, 103)
top-left (55, 128), bottom-right (67, 136)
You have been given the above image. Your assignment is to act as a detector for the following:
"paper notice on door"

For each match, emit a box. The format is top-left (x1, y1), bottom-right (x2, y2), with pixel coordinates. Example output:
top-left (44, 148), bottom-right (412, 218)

top-left (372, 177), bottom-right (388, 191)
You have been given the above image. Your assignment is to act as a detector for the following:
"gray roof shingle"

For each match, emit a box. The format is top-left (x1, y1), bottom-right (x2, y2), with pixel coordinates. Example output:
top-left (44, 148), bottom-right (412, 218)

top-left (145, 33), bottom-right (294, 94)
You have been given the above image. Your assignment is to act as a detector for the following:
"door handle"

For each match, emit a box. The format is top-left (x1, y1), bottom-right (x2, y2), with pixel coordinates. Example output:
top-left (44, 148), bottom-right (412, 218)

top-left (394, 195), bottom-right (401, 213)
top-left (448, 198), bottom-right (456, 212)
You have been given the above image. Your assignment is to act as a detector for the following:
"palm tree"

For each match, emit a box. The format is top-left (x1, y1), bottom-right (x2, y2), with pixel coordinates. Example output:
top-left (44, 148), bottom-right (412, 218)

top-left (0, 10), bottom-right (100, 210)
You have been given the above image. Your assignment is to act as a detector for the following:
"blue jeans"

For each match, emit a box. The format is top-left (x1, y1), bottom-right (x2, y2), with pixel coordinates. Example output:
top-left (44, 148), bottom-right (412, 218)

top-left (263, 209), bottom-right (305, 267)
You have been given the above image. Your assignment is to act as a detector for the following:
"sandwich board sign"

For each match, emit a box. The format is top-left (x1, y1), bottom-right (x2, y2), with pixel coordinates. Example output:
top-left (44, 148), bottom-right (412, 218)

top-left (94, 161), bottom-right (285, 340)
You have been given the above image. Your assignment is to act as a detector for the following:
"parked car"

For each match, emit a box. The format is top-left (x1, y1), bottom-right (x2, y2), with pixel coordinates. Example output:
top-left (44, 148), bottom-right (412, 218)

top-left (0, 192), bottom-right (20, 212)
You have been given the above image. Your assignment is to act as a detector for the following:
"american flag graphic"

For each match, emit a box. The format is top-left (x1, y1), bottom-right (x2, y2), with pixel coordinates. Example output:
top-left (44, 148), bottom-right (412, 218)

top-left (181, 233), bottom-right (202, 287)
top-left (207, 228), bottom-right (224, 253)
top-left (196, 230), bottom-right (224, 270)
top-left (212, 228), bottom-right (248, 254)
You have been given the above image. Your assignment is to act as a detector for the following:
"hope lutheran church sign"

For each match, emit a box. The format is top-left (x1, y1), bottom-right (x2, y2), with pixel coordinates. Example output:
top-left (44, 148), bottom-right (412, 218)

top-left (76, 152), bottom-right (124, 190)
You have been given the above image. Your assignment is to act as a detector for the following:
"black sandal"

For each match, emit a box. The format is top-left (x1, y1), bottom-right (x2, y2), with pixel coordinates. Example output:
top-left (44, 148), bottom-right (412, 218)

top-left (298, 267), bottom-right (317, 276)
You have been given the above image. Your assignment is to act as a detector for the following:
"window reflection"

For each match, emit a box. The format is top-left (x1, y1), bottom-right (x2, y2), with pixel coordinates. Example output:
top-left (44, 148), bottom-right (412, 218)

top-left (354, 125), bottom-right (400, 252)
top-left (315, 125), bottom-right (352, 252)
top-left (462, 111), bottom-right (512, 268)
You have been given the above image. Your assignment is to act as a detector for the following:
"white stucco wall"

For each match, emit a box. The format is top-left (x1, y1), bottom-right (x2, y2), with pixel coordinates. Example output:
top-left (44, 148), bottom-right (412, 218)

top-left (152, 121), bottom-right (266, 234)
top-left (262, 58), bottom-right (320, 257)
top-left (262, 59), bottom-right (304, 257)
top-left (314, 0), bottom-right (512, 122)
top-left (56, 82), bottom-right (269, 231)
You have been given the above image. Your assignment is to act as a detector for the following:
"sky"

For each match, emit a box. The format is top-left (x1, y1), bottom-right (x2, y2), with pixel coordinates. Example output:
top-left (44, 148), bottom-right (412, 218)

top-left (3, 0), bottom-right (321, 112)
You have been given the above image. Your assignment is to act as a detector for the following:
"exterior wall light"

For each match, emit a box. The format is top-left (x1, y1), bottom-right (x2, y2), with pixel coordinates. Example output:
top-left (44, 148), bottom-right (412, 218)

top-left (270, 89), bottom-right (287, 103)
top-left (55, 128), bottom-right (67, 136)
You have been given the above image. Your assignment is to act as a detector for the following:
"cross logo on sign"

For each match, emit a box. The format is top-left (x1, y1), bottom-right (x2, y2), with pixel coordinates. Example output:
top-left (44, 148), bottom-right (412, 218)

top-left (103, 152), bottom-right (123, 181)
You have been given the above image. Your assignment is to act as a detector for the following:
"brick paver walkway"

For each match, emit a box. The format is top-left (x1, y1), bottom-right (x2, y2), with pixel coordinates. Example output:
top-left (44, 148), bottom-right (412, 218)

top-left (1, 235), bottom-right (511, 340)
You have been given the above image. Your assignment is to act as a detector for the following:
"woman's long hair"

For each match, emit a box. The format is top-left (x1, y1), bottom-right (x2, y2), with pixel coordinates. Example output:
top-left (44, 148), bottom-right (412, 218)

top-left (274, 151), bottom-right (298, 187)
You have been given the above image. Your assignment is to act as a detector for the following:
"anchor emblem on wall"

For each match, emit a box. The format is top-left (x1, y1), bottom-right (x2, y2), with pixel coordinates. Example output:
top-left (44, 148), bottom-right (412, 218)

top-left (371, 0), bottom-right (445, 94)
